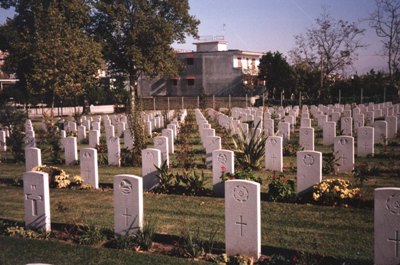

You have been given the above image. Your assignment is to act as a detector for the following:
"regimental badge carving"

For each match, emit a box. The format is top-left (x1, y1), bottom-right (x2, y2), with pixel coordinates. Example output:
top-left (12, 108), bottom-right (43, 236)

top-left (303, 154), bottom-right (314, 166)
top-left (120, 179), bottom-right (132, 195)
top-left (145, 151), bottom-right (154, 159)
top-left (339, 138), bottom-right (348, 145)
top-left (233, 185), bottom-right (249, 203)
top-left (155, 138), bottom-right (164, 147)
top-left (270, 138), bottom-right (277, 145)
top-left (217, 153), bottom-right (227, 165)
top-left (386, 194), bottom-right (400, 215)
top-left (83, 152), bottom-right (91, 159)
top-left (363, 129), bottom-right (368, 136)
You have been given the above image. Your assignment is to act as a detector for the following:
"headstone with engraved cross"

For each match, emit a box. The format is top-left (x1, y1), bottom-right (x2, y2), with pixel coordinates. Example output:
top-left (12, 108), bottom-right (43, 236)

top-left (265, 136), bottom-right (283, 172)
top-left (375, 187), bottom-right (400, 265)
top-left (80, 148), bottom-right (99, 189)
top-left (357, 126), bottom-right (374, 157)
top-left (23, 171), bottom-right (51, 231)
top-left (334, 136), bottom-right (354, 173)
top-left (212, 149), bottom-right (234, 196)
top-left (141, 148), bottom-right (161, 191)
top-left (225, 179), bottom-right (261, 259)
top-left (296, 151), bottom-right (322, 194)
top-left (113, 174), bottom-right (143, 236)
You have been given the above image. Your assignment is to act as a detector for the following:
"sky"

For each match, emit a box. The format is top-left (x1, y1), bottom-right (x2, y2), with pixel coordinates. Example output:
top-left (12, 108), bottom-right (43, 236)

top-left (0, 0), bottom-right (388, 74)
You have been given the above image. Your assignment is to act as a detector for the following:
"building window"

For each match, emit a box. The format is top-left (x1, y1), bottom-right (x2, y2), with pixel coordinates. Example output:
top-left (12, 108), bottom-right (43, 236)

top-left (186, 58), bottom-right (194, 65)
top-left (187, 79), bottom-right (195, 86)
top-left (237, 57), bottom-right (242, 68)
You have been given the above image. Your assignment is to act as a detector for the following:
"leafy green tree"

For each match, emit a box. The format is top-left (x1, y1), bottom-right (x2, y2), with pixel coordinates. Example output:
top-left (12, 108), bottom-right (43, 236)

top-left (0, 0), bottom-right (104, 116)
top-left (258, 51), bottom-right (294, 99)
top-left (91, 0), bottom-right (199, 110)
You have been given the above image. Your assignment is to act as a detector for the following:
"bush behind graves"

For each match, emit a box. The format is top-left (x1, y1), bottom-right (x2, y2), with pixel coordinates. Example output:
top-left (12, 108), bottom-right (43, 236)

top-left (0, 104), bottom-right (27, 162)
top-left (176, 170), bottom-right (207, 196)
top-left (267, 174), bottom-right (296, 202)
top-left (231, 121), bottom-right (267, 170)
top-left (322, 151), bottom-right (340, 174)
top-left (38, 116), bottom-right (63, 164)
top-left (221, 167), bottom-right (262, 184)
top-left (352, 162), bottom-right (378, 187)
top-left (32, 165), bottom-right (85, 189)
top-left (312, 179), bottom-right (361, 206)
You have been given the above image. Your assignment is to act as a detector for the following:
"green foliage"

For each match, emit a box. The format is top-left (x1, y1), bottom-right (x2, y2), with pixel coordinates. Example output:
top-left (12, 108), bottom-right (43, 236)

top-left (258, 51), bottom-right (295, 99)
top-left (313, 179), bottom-right (361, 206)
top-left (77, 224), bottom-right (105, 246)
top-left (231, 121), bottom-right (267, 170)
top-left (127, 101), bottom-right (147, 167)
top-left (177, 225), bottom-right (219, 258)
top-left (323, 151), bottom-right (340, 174)
top-left (2, 1), bottom-right (104, 112)
top-left (352, 162), bottom-right (378, 187)
top-left (134, 219), bottom-right (157, 251)
top-left (221, 168), bottom-right (262, 184)
top-left (39, 117), bottom-right (63, 164)
top-left (267, 174), bottom-right (297, 202)
top-left (267, 254), bottom-right (298, 265)
top-left (120, 147), bottom-right (136, 167)
top-left (176, 170), bottom-right (207, 196)
top-left (0, 104), bottom-right (27, 162)
top-left (155, 162), bottom-right (207, 196)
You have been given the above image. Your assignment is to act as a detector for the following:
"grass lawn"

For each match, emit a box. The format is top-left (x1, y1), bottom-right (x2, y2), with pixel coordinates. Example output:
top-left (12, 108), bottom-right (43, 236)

top-left (0, 109), bottom-right (399, 264)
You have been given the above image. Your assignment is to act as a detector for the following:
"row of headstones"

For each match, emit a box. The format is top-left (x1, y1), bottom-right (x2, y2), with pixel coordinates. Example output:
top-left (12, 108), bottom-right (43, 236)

top-left (24, 110), bottom-right (188, 190)
top-left (24, 169), bottom-right (400, 264)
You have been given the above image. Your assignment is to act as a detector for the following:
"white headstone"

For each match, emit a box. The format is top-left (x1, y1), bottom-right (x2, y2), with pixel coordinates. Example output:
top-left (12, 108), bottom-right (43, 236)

top-left (296, 151), bottom-right (322, 194)
top-left (278, 122), bottom-right (290, 143)
top-left (299, 127), bottom-right (314, 151)
top-left (374, 188), bottom-right (400, 265)
top-left (386, 116), bottom-right (398, 139)
top-left (92, 121), bottom-right (101, 131)
top-left (23, 171), bottom-right (51, 231)
top-left (105, 125), bottom-right (115, 139)
top-left (212, 149), bottom-right (234, 196)
top-left (80, 148), bottom-right (99, 189)
top-left (0, 130), bottom-right (6, 151)
top-left (25, 147), bottom-right (42, 172)
top-left (225, 180), bottom-right (261, 259)
top-left (107, 136), bottom-right (121, 166)
top-left (341, 117), bottom-right (353, 136)
top-left (141, 148), bottom-right (161, 191)
top-left (334, 136), bottom-right (354, 173)
top-left (88, 130), bottom-right (100, 148)
top-left (154, 136), bottom-right (169, 167)
top-left (263, 119), bottom-right (274, 137)
top-left (117, 122), bottom-right (126, 138)
top-left (162, 128), bottom-right (174, 154)
top-left (265, 136), bottom-right (283, 172)
top-left (113, 174), bottom-right (143, 236)
top-left (64, 137), bottom-right (78, 165)
top-left (374, 120), bottom-right (388, 145)
top-left (77, 125), bottom-right (87, 143)
top-left (205, 136), bottom-right (221, 168)
top-left (357, 126), bottom-right (374, 157)
top-left (323, 121), bottom-right (336, 145)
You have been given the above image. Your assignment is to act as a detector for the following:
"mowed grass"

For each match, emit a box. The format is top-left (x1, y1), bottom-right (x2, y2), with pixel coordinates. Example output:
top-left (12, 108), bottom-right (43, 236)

top-left (0, 110), bottom-right (399, 264)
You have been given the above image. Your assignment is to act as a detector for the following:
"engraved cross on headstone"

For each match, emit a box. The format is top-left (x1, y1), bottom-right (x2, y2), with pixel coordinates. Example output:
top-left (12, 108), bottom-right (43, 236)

top-left (388, 230), bottom-right (400, 257)
top-left (235, 215), bottom-right (247, 237)
top-left (122, 208), bottom-right (132, 227)
top-left (26, 194), bottom-right (42, 216)
top-left (270, 154), bottom-right (277, 165)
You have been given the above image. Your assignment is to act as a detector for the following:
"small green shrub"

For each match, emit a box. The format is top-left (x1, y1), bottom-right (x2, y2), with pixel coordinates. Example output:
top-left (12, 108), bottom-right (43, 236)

top-left (232, 121), bottom-right (267, 170)
top-left (312, 179), bottom-right (361, 206)
top-left (352, 162), bottom-right (378, 186)
top-left (267, 254), bottom-right (298, 265)
top-left (155, 160), bottom-right (175, 193)
top-left (134, 219), bottom-right (157, 251)
top-left (77, 224), bottom-right (105, 246)
top-left (221, 168), bottom-right (262, 184)
top-left (267, 174), bottom-right (296, 202)
top-left (323, 151), bottom-right (340, 174)
top-left (176, 170), bottom-right (207, 196)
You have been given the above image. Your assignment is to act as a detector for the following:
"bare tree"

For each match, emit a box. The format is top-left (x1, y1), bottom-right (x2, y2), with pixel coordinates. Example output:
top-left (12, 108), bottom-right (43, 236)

top-left (290, 12), bottom-right (365, 90)
top-left (369, 0), bottom-right (400, 82)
